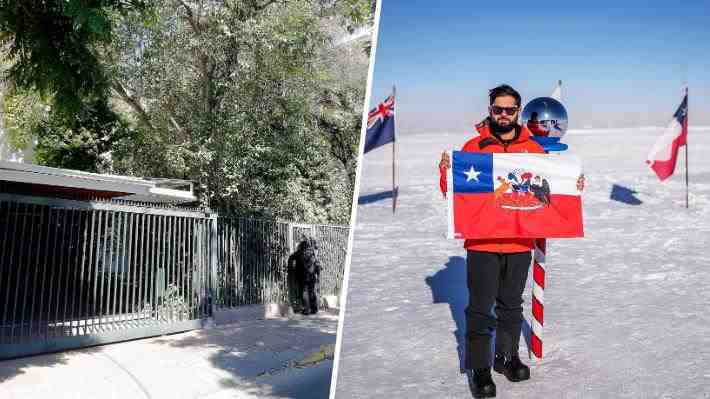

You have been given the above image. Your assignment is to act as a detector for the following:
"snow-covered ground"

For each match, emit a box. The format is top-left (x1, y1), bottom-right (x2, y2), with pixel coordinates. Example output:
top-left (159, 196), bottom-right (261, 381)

top-left (335, 127), bottom-right (710, 398)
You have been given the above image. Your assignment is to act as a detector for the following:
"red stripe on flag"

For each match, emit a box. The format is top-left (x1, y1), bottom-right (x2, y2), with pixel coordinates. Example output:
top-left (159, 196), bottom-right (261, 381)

top-left (531, 334), bottom-right (542, 358)
top-left (532, 297), bottom-right (544, 324)
top-left (453, 193), bottom-right (583, 239)
top-left (533, 263), bottom-right (545, 288)
top-left (648, 130), bottom-right (687, 181)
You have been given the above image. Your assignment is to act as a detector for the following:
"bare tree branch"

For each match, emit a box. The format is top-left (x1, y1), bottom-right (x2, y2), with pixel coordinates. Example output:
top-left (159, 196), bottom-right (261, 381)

top-left (177, 0), bottom-right (201, 33)
top-left (111, 80), bottom-right (154, 130)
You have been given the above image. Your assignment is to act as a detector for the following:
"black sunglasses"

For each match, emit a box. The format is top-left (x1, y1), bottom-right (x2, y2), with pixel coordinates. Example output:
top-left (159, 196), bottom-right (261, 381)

top-left (490, 106), bottom-right (519, 116)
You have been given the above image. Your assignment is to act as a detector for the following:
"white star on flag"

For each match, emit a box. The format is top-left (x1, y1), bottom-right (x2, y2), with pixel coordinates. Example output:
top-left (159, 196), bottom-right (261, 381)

top-left (464, 166), bottom-right (481, 182)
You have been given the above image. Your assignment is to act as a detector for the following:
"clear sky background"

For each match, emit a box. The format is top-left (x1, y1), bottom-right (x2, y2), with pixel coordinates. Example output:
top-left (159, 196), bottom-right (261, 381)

top-left (369, 0), bottom-right (710, 132)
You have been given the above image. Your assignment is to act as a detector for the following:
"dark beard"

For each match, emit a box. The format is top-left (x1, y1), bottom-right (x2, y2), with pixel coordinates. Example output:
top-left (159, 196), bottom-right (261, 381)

top-left (489, 117), bottom-right (516, 135)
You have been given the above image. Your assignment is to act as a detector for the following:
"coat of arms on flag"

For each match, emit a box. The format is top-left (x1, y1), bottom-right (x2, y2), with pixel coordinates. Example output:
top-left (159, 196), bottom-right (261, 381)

top-left (447, 151), bottom-right (584, 239)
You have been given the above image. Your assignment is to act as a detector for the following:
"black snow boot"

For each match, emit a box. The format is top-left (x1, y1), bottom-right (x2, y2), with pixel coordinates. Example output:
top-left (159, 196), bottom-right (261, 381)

top-left (468, 368), bottom-right (496, 398)
top-left (493, 353), bottom-right (530, 382)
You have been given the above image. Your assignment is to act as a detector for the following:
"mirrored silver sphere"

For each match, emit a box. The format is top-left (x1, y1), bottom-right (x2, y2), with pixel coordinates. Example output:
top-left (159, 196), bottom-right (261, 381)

top-left (520, 97), bottom-right (568, 138)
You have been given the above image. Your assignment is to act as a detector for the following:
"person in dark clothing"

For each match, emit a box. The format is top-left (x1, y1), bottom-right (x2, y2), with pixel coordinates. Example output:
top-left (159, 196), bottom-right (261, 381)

top-left (288, 237), bottom-right (321, 315)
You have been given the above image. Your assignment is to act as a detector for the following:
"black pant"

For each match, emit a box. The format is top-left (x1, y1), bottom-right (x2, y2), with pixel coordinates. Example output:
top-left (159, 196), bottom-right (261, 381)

top-left (302, 281), bottom-right (318, 314)
top-left (465, 250), bottom-right (531, 370)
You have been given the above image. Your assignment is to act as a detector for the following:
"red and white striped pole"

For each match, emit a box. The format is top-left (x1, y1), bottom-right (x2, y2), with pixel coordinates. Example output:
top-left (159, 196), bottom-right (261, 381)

top-left (531, 238), bottom-right (546, 360)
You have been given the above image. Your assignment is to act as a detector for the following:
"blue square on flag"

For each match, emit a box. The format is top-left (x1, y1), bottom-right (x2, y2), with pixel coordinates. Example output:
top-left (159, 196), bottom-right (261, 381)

top-left (452, 152), bottom-right (493, 193)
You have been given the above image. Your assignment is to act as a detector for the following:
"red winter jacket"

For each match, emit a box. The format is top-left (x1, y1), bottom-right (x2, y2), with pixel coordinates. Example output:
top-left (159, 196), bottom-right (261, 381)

top-left (439, 119), bottom-right (545, 253)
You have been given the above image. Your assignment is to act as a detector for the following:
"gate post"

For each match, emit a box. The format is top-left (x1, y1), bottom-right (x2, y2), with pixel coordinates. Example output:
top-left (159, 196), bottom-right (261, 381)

top-left (209, 213), bottom-right (219, 318)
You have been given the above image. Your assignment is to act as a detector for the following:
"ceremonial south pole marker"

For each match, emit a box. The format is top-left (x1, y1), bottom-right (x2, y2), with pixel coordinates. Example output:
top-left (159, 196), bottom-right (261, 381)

top-left (531, 238), bottom-right (546, 360)
top-left (522, 85), bottom-right (568, 362)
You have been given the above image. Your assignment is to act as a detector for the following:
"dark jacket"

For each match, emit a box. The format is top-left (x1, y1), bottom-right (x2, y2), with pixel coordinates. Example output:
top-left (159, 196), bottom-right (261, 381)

top-left (288, 239), bottom-right (321, 284)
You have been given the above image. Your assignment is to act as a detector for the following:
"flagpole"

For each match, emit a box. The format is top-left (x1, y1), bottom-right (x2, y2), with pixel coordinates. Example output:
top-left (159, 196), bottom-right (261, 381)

top-left (685, 86), bottom-right (689, 209)
top-left (392, 84), bottom-right (397, 214)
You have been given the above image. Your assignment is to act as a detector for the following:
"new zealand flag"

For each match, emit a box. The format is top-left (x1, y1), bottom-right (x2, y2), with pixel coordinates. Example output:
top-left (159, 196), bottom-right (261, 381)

top-left (364, 95), bottom-right (395, 153)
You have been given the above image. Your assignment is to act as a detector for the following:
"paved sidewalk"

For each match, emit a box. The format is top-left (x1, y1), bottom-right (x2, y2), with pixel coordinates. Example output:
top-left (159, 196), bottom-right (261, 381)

top-left (0, 310), bottom-right (338, 399)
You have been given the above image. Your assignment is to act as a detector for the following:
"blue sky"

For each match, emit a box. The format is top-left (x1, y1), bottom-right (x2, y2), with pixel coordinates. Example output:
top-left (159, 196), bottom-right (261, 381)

top-left (369, 0), bottom-right (710, 131)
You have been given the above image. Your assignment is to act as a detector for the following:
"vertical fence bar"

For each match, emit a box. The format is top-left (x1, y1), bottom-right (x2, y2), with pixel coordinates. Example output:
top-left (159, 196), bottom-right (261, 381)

top-left (186, 218), bottom-right (193, 319)
top-left (165, 214), bottom-right (171, 321)
top-left (0, 201), bottom-right (10, 339)
top-left (153, 212), bottom-right (160, 322)
top-left (160, 214), bottom-right (167, 321)
top-left (0, 201), bottom-right (8, 341)
top-left (10, 203), bottom-right (31, 342)
top-left (173, 215), bottom-right (180, 321)
top-left (116, 211), bottom-right (128, 326)
top-left (41, 207), bottom-right (54, 338)
top-left (144, 213), bottom-right (152, 322)
top-left (12, 203), bottom-right (31, 341)
top-left (224, 218), bottom-right (229, 308)
top-left (196, 219), bottom-right (202, 317)
top-left (248, 219), bottom-right (251, 306)
top-left (105, 211), bottom-right (115, 329)
top-left (60, 209), bottom-right (75, 333)
top-left (260, 220), bottom-right (265, 304)
top-left (177, 217), bottom-right (184, 320)
top-left (203, 219), bottom-right (209, 317)
top-left (81, 210), bottom-right (95, 334)
top-left (257, 220), bottom-right (261, 304)
top-left (164, 216), bottom-right (171, 322)
top-left (102, 210), bottom-right (111, 330)
top-left (93, 211), bottom-right (104, 332)
top-left (154, 215), bottom-right (161, 321)
top-left (73, 211), bottom-right (87, 334)
top-left (230, 219), bottom-right (237, 307)
top-left (195, 219), bottom-right (202, 317)
top-left (108, 212), bottom-right (121, 327)
top-left (176, 216), bottom-right (182, 320)
top-left (66, 209), bottom-right (79, 333)
top-left (27, 205), bottom-right (46, 338)
top-left (209, 215), bottom-right (217, 317)
top-left (217, 219), bottom-right (223, 309)
top-left (238, 219), bottom-right (244, 306)
top-left (53, 209), bottom-right (69, 336)
top-left (144, 214), bottom-right (153, 321)
top-left (126, 212), bottom-right (136, 325)
top-left (66, 210), bottom-right (80, 334)
top-left (193, 218), bottom-right (199, 318)
top-left (168, 215), bottom-right (174, 321)
top-left (180, 217), bottom-right (187, 320)
top-left (171, 216), bottom-right (177, 321)
top-left (136, 213), bottom-right (145, 321)
top-left (2, 201), bottom-right (20, 343)
top-left (193, 218), bottom-right (200, 318)
top-left (101, 210), bottom-right (110, 330)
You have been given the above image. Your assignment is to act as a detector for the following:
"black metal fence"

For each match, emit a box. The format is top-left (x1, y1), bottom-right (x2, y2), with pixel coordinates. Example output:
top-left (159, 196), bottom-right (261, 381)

top-left (0, 195), bottom-right (348, 359)
top-left (214, 218), bottom-right (349, 310)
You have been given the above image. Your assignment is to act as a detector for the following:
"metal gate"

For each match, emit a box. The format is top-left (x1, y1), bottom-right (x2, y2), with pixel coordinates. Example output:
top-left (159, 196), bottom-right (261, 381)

top-left (0, 195), bottom-right (214, 359)
top-left (215, 218), bottom-right (349, 312)
top-left (0, 195), bottom-right (348, 359)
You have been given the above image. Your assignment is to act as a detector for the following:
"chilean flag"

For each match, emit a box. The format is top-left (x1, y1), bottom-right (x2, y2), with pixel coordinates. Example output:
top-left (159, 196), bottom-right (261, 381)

top-left (646, 90), bottom-right (688, 181)
top-left (447, 152), bottom-right (584, 239)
